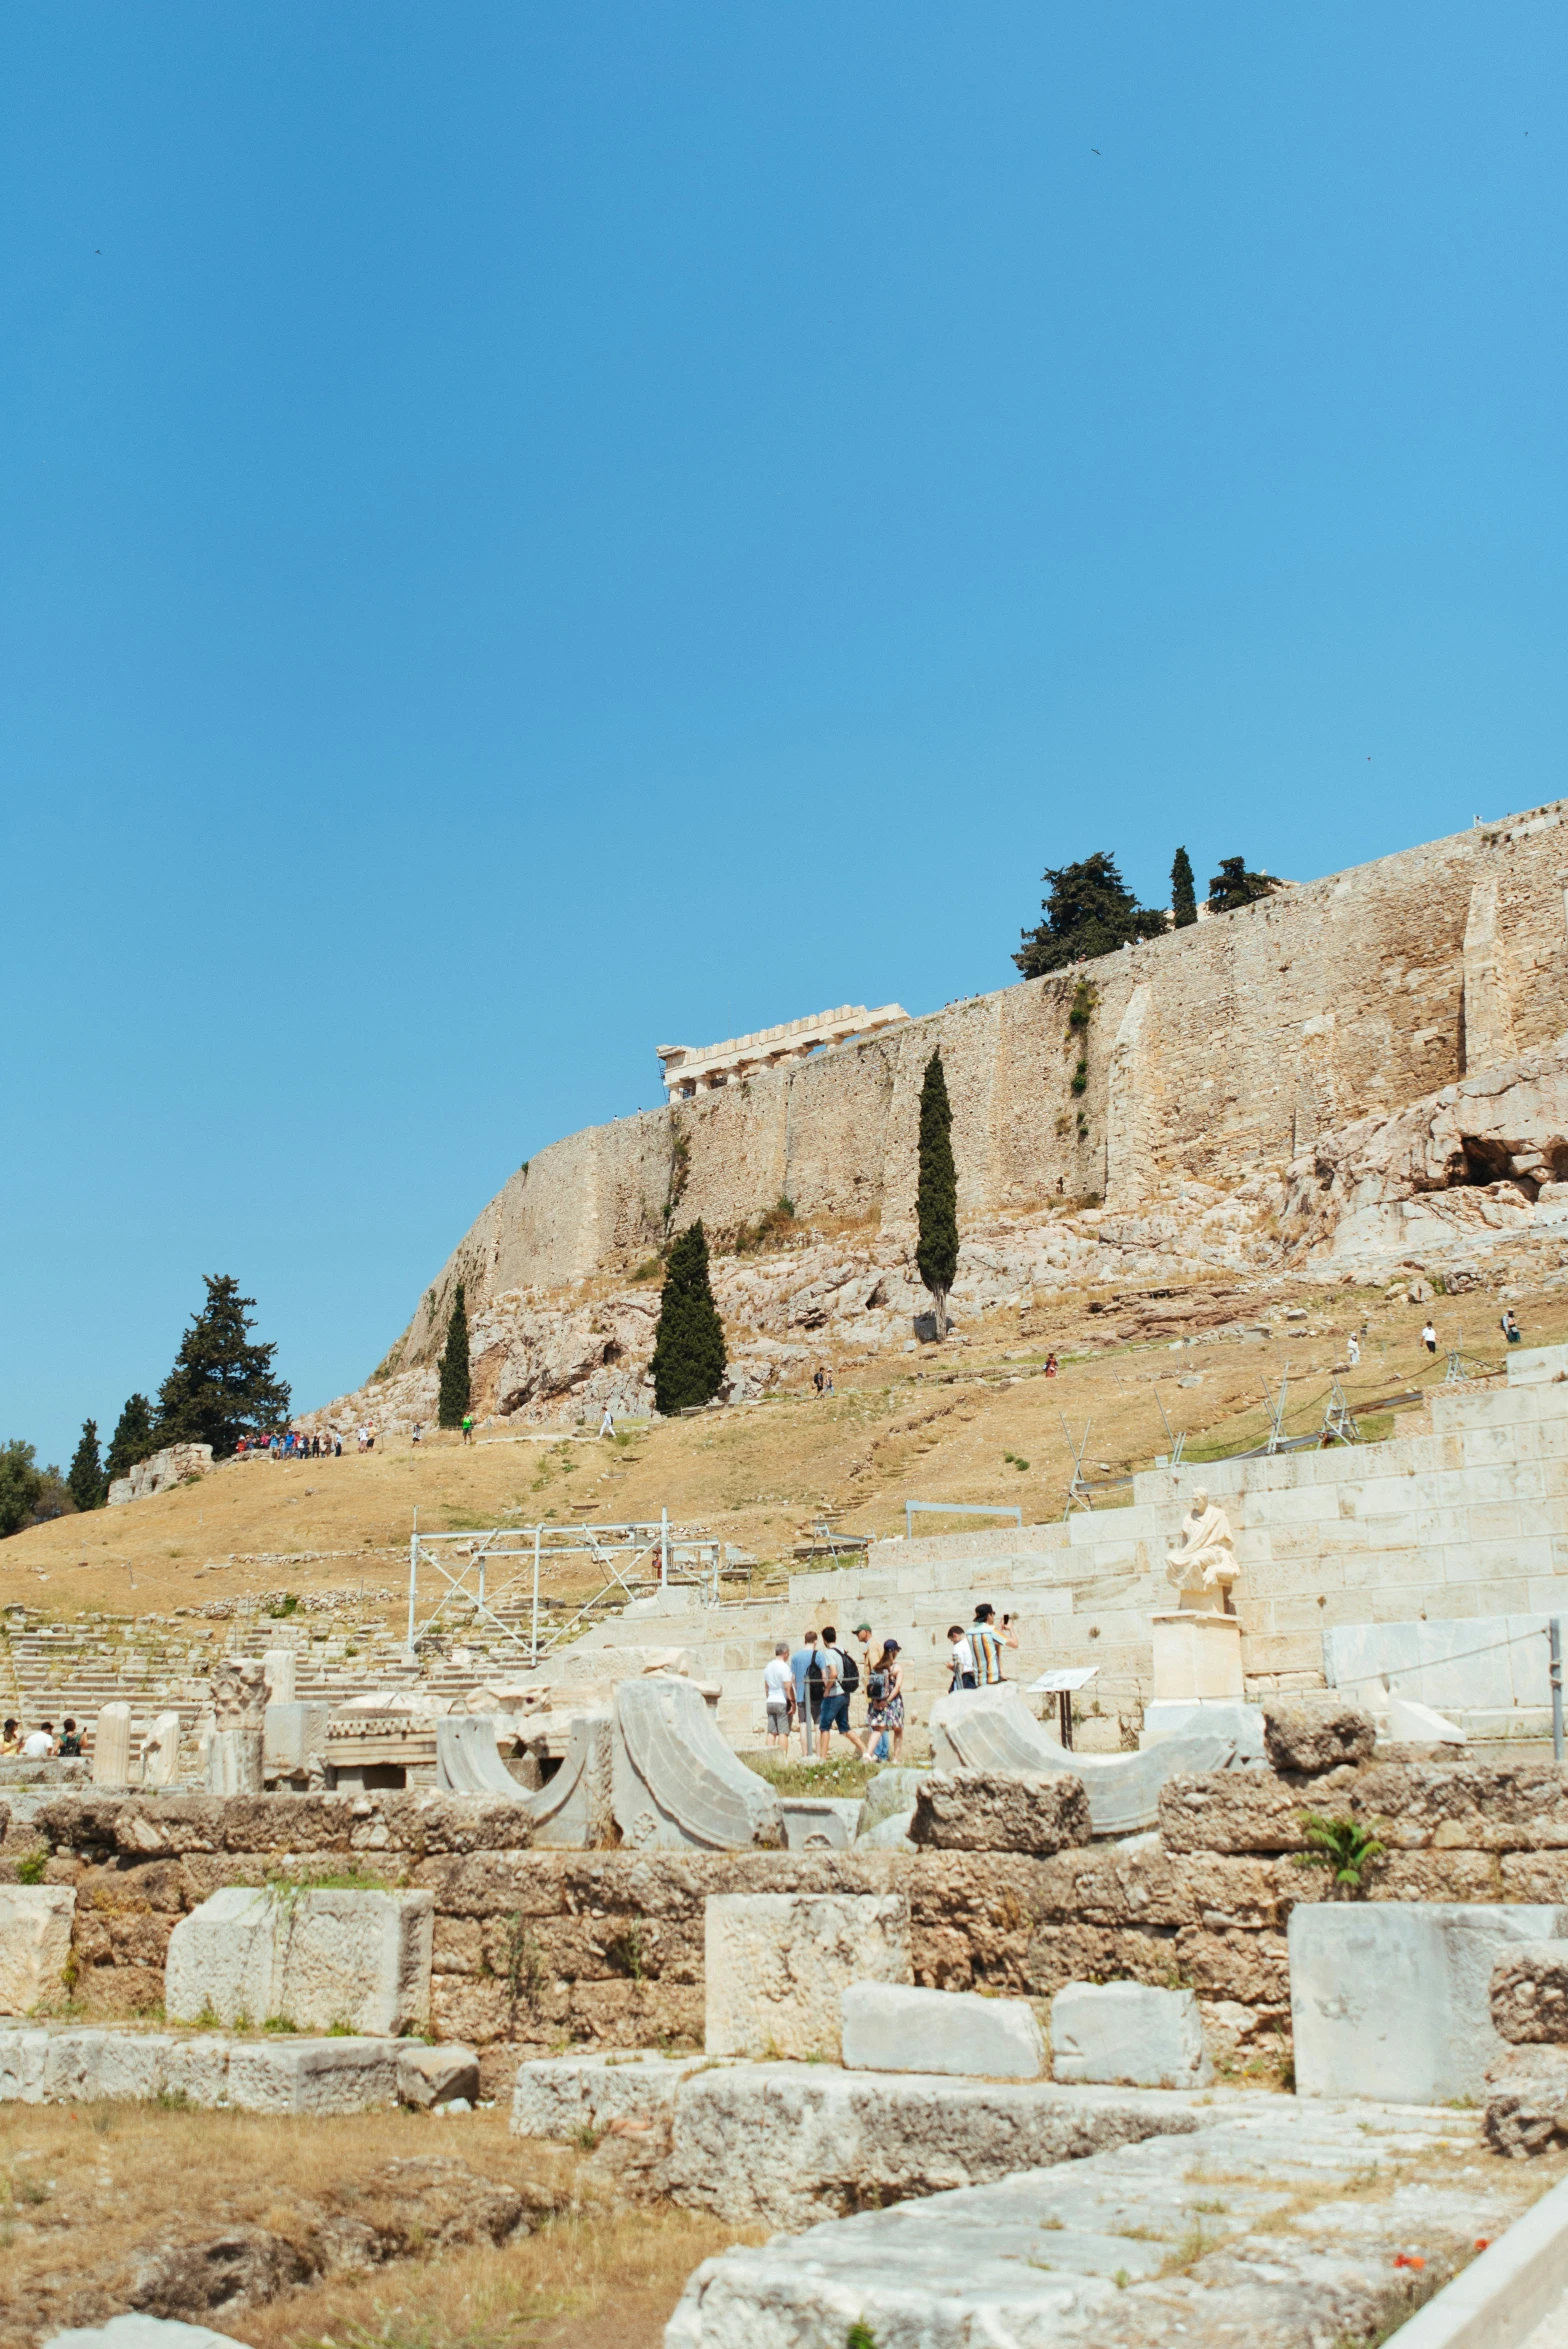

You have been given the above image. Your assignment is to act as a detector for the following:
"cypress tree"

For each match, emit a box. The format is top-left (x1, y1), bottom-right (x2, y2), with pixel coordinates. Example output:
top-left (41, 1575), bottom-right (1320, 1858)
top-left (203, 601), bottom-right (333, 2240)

top-left (437, 1284), bottom-right (472, 1428)
top-left (67, 1418), bottom-right (106, 1512)
top-left (104, 1393), bottom-right (156, 1485)
top-left (915, 1050), bottom-right (959, 1339)
top-left (154, 1275), bottom-right (292, 1455)
top-left (1171, 846), bottom-right (1197, 928)
top-left (650, 1221), bottom-right (727, 1414)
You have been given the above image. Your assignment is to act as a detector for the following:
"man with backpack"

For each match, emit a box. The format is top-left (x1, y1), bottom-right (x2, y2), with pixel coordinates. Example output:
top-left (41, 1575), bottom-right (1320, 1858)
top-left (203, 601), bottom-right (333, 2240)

top-left (816, 1624), bottom-right (869, 1759)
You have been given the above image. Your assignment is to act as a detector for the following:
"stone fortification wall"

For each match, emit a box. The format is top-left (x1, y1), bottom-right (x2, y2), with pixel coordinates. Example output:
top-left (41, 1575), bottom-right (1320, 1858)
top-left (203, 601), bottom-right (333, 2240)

top-left (388, 803), bottom-right (1568, 1365)
top-left (10, 1754), bottom-right (1568, 2085)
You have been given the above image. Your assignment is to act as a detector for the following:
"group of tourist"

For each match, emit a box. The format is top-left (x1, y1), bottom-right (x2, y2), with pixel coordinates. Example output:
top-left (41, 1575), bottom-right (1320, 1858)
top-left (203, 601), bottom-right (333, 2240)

top-left (234, 1427), bottom-right (379, 1459)
top-left (763, 1600), bottom-right (1018, 1761)
top-left (1, 1717), bottom-right (81, 1759)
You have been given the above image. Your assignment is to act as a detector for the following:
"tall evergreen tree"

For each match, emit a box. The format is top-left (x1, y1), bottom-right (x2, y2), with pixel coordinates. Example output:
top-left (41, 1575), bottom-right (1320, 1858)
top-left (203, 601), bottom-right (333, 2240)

top-left (154, 1276), bottom-right (291, 1455)
top-left (437, 1284), bottom-right (472, 1428)
top-left (1014, 851), bottom-right (1167, 976)
top-left (1207, 856), bottom-right (1281, 914)
top-left (1171, 846), bottom-right (1198, 928)
top-left (915, 1050), bottom-right (959, 1339)
top-left (105, 1393), bottom-right (156, 1485)
top-left (650, 1221), bottom-right (727, 1414)
top-left (67, 1419), bottom-right (105, 1512)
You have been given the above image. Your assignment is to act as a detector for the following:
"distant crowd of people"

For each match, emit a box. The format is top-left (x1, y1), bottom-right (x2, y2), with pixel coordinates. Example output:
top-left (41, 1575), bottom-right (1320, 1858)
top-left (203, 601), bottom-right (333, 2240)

top-left (235, 1425), bottom-right (381, 1459)
top-left (762, 1600), bottom-right (1018, 1760)
top-left (1, 1717), bottom-right (81, 1759)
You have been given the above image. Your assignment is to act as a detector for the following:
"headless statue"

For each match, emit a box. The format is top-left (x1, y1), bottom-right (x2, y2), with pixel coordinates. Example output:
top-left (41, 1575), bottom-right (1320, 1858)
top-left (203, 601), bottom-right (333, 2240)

top-left (1165, 1486), bottom-right (1237, 1613)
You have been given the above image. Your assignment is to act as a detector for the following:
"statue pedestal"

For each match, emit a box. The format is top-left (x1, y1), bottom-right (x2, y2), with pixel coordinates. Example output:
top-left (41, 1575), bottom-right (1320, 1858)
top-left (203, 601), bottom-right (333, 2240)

top-left (1151, 1610), bottom-right (1243, 1703)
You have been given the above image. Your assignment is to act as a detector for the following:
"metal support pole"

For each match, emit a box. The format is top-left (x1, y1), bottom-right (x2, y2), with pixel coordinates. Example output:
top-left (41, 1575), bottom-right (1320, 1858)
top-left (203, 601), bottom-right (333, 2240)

top-left (532, 1525), bottom-right (542, 1667)
top-left (1552, 1618), bottom-right (1564, 1766)
top-left (1058, 1689), bottom-right (1073, 1751)
top-left (478, 1547), bottom-right (486, 1614)
top-left (406, 1510), bottom-right (418, 1654)
top-left (660, 1507), bottom-right (669, 1587)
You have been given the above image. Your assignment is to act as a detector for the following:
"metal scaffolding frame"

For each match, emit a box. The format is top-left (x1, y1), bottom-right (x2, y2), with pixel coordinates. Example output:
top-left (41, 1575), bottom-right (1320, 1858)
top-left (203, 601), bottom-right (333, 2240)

top-left (403, 1510), bottom-right (723, 1665)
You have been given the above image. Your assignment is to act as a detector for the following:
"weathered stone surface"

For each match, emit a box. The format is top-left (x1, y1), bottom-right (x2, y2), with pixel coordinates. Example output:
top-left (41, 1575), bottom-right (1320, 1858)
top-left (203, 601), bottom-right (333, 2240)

top-left (105, 1441), bottom-right (215, 1507)
top-left (859, 1769), bottom-right (928, 1833)
top-left (1484, 2042), bottom-right (1568, 2155)
top-left (613, 1677), bottom-right (782, 1852)
top-left (928, 1684), bottom-right (1239, 1835)
top-left (275, 1889), bottom-right (434, 2036)
top-left (0, 2024), bottom-right (48, 2100)
top-left (225, 2036), bottom-right (400, 2113)
top-left (262, 1703), bottom-right (331, 1787)
top-left (1050, 1980), bottom-right (1212, 2089)
top-left (1159, 1767), bottom-right (1317, 1854)
top-left (165, 1885), bottom-right (433, 2034)
top-left (45, 2316), bottom-right (239, 2349)
top-left (397, 2041), bottom-right (480, 2109)
top-left (0, 1885), bottom-right (75, 2014)
top-left (514, 2050), bottom-right (1203, 2227)
top-left (1492, 1944), bottom-right (1568, 2043)
top-left (705, 1892), bottom-right (910, 2059)
top-left (910, 1770), bottom-right (1091, 1855)
top-left (779, 1798), bottom-right (861, 1851)
top-left (43, 2027), bottom-right (166, 2104)
top-left (840, 1982), bottom-right (1045, 2079)
top-left (165, 1888), bottom-right (274, 2026)
top-left (93, 1703), bottom-right (133, 1789)
top-left (140, 1713), bottom-right (184, 1791)
top-left (1263, 1702), bottom-right (1377, 1774)
top-left (1291, 1900), bottom-right (1567, 2102)
top-left (665, 2093), bottom-right (1532, 2346)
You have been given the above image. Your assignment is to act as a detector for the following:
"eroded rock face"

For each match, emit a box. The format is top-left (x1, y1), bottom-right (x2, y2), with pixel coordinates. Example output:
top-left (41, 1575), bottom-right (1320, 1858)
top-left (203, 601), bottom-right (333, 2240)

top-left (1263, 1703), bottom-right (1377, 1775)
top-left (1281, 1033), bottom-right (1568, 1261)
top-left (1485, 2043), bottom-right (1568, 2156)
top-left (1492, 1946), bottom-right (1568, 2044)
top-left (909, 1769), bottom-right (1092, 1855)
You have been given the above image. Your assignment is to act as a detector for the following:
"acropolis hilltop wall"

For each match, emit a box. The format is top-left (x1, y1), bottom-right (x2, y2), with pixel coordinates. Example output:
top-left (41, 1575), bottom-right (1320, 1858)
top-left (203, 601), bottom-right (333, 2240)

top-left (393, 803), bottom-right (1568, 1364)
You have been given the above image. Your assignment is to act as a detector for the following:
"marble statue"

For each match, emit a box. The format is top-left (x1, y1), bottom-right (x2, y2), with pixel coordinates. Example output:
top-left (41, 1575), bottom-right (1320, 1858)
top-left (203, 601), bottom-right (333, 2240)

top-left (1164, 1487), bottom-right (1237, 1611)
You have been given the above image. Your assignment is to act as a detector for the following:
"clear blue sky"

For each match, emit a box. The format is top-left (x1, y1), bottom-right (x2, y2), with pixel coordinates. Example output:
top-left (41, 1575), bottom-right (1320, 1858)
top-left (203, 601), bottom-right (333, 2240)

top-left (4, 4), bottom-right (1566, 1467)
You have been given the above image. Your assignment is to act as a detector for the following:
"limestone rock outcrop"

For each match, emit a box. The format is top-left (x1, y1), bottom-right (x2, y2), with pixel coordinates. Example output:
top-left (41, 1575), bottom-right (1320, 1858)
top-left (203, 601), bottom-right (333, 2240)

top-left (1281, 1034), bottom-right (1568, 1264)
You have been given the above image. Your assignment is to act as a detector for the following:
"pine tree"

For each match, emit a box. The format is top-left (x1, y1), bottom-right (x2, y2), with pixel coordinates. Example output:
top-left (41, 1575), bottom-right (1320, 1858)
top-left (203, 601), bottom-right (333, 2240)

top-left (104, 1393), bottom-right (156, 1485)
top-left (67, 1419), bottom-right (105, 1512)
top-left (154, 1276), bottom-right (292, 1455)
top-left (1014, 851), bottom-right (1167, 976)
top-left (915, 1050), bottom-right (959, 1339)
top-left (650, 1221), bottom-right (727, 1414)
top-left (1207, 856), bottom-right (1281, 914)
top-left (0, 1441), bottom-right (44, 1538)
top-left (1171, 846), bottom-right (1197, 928)
top-left (437, 1284), bottom-right (472, 1428)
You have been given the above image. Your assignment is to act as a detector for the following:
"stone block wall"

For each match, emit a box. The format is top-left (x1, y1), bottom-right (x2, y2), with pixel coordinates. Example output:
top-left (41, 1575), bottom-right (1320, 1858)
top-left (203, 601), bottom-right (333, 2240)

top-left (393, 801), bottom-right (1568, 1351)
top-left (7, 1759), bottom-right (1568, 2090)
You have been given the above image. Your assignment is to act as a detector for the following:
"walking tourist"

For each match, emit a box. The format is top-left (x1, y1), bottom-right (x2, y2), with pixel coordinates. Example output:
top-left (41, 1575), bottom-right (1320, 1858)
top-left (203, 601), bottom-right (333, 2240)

top-left (599, 1405), bottom-right (616, 1438)
top-left (1421, 1320), bottom-right (1438, 1356)
top-left (57, 1718), bottom-right (82, 1757)
top-left (1346, 1333), bottom-right (1360, 1367)
top-left (947, 1623), bottom-right (979, 1692)
top-left (816, 1626), bottom-right (868, 1759)
top-left (22, 1721), bottom-right (56, 1759)
top-left (1503, 1308), bottom-right (1523, 1346)
top-left (790, 1629), bottom-right (823, 1755)
top-left (763, 1641), bottom-right (795, 1750)
top-left (411, 1422), bottom-right (423, 1445)
top-left (813, 1366), bottom-right (825, 1396)
top-left (1044, 1353), bottom-right (1059, 1377)
top-left (865, 1640), bottom-right (905, 1761)
top-left (461, 1414), bottom-right (474, 1445)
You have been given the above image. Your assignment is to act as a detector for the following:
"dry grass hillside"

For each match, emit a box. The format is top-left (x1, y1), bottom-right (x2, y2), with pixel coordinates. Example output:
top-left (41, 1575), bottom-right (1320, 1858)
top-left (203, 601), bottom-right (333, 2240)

top-left (4, 1267), bottom-right (1560, 1631)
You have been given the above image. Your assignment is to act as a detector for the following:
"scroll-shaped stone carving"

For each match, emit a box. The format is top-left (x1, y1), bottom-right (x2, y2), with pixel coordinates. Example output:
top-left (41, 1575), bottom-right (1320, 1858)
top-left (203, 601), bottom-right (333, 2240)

top-left (1164, 1486), bottom-right (1237, 1611)
top-left (927, 1682), bottom-right (1239, 1836)
top-left (612, 1675), bottom-right (782, 1850)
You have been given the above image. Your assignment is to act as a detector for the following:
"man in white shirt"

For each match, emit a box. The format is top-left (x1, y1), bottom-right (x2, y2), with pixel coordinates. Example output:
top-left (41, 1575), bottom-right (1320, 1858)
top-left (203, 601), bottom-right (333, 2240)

top-left (762, 1643), bottom-right (795, 1750)
top-left (947, 1626), bottom-right (978, 1692)
top-left (21, 1721), bottom-right (56, 1759)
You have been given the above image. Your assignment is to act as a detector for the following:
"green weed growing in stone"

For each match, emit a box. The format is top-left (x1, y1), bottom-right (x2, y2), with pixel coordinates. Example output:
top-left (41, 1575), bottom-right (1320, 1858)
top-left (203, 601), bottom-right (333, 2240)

top-left (1295, 1812), bottom-right (1387, 1897)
